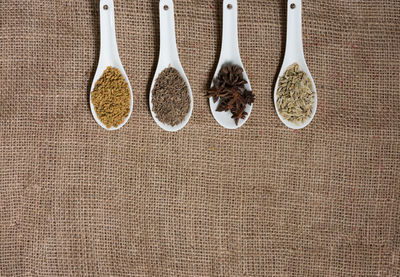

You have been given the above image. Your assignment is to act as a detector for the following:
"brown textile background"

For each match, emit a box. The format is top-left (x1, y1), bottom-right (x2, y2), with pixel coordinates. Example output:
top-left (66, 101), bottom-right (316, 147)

top-left (0, 0), bottom-right (399, 276)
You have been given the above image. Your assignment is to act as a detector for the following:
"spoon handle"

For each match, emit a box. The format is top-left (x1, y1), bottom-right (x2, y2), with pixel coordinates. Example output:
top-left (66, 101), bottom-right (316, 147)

top-left (220, 0), bottom-right (240, 61)
top-left (99, 0), bottom-right (120, 65)
top-left (158, 0), bottom-right (179, 65)
top-left (285, 0), bottom-right (304, 61)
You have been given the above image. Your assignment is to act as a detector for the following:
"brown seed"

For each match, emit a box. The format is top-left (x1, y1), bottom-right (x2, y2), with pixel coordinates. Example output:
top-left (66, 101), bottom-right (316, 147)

top-left (151, 67), bottom-right (191, 126)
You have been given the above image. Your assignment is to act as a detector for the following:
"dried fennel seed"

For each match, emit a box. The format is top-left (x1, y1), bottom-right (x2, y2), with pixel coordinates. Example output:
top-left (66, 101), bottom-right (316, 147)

top-left (91, 67), bottom-right (131, 128)
top-left (276, 63), bottom-right (315, 123)
top-left (151, 67), bottom-right (190, 126)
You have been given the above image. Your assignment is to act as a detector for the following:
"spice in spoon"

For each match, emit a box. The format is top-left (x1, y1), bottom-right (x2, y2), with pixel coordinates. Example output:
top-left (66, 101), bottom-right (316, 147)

top-left (151, 67), bottom-right (191, 126)
top-left (276, 63), bottom-right (315, 123)
top-left (206, 64), bottom-right (255, 125)
top-left (91, 66), bottom-right (131, 128)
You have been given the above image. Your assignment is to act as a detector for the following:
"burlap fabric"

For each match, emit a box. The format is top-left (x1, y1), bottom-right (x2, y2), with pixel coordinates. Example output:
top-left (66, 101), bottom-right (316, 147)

top-left (0, 0), bottom-right (399, 276)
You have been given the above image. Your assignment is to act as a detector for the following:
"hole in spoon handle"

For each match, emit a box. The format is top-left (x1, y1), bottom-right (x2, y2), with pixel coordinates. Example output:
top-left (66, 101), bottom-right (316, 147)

top-left (285, 0), bottom-right (304, 61)
top-left (99, 0), bottom-right (119, 65)
top-left (100, 0), bottom-right (113, 12)
top-left (158, 0), bottom-right (179, 64)
top-left (221, 0), bottom-right (239, 60)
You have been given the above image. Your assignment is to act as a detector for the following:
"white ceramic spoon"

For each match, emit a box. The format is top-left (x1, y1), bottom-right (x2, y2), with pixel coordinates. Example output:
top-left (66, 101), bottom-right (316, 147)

top-left (209, 0), bottom-right (252, 129)
top-left (274, 0), bottom-right (317, 129)
top-left (90, 0), bottom-right (133, 131)
top-left (149, 0), bottom-right (193, 132)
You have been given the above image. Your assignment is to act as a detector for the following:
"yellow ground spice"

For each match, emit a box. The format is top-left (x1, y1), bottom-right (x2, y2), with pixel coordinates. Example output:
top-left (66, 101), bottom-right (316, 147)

top-left (91, 67), bottom-right (131, 128)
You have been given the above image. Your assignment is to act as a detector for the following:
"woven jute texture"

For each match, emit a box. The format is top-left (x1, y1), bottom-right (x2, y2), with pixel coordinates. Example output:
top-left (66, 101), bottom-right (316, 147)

top-left (0, 0), bottom-right (399, 276)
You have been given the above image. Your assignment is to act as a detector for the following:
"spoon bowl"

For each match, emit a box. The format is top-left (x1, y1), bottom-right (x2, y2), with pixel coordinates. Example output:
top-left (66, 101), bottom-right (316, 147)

top-left (90, 0), bottom-right (133, 131)
top-left (210, 0), bottom-right (252, 129)
top-left (149, 0), bottom-right (193, 132)
top-left (274, 0), bottom-right (317, 129)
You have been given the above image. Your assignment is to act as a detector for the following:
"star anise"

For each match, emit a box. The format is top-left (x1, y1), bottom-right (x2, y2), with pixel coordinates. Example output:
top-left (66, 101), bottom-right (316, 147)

top-left (206, 64), bottom-right (255, 125)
